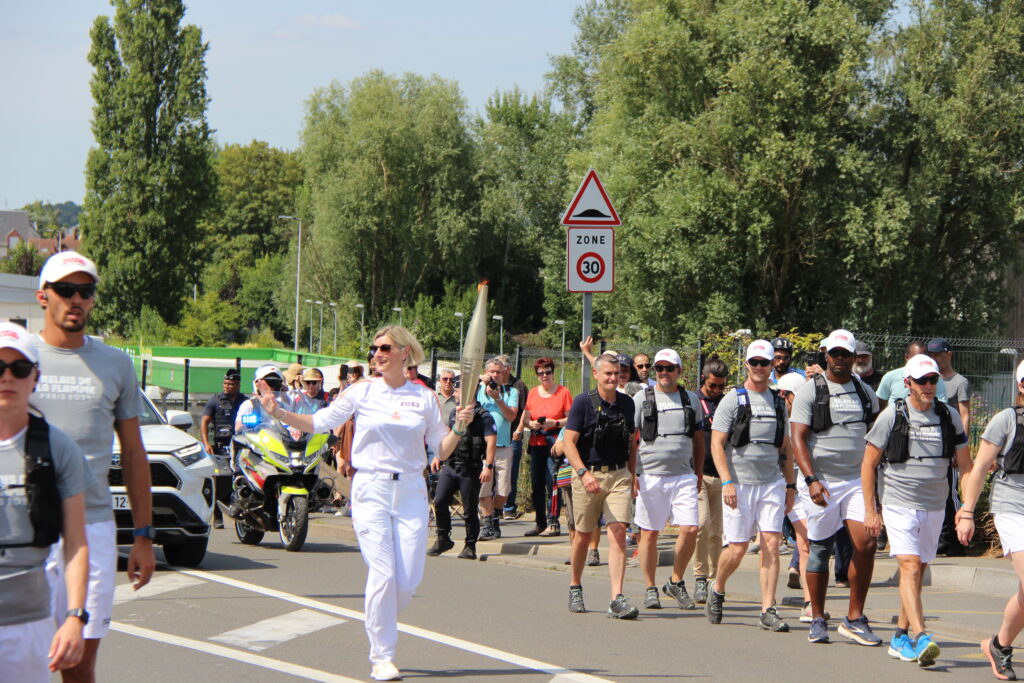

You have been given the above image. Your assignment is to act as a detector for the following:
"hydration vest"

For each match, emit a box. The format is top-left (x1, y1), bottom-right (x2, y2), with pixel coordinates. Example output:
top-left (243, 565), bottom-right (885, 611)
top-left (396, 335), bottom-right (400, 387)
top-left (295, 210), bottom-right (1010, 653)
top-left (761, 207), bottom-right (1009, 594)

top-left (640, 385), bottom-right (695, 443)
top-left (729, 386), bottom-right (785, 448)
top-left (883, 398), bottom-right (956, 464)
top-left (809, 373), bottom-right (874, 433)
top-left (1001, 407), bottom-right (1024, 474)
top-left (5, 415), bottom-right (62, 548)
top-left (589, 391), bottom-right (632, 456)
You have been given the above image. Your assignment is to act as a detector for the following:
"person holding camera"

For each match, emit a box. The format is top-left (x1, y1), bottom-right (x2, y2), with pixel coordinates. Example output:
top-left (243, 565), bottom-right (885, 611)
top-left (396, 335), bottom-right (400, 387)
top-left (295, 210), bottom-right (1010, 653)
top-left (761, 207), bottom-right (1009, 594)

top-left (476, 357), bottom-right (519, 541)
top-left (563, 352), bottom-right (639, 619)
top-left (521, 357), bottom-right (573, 537)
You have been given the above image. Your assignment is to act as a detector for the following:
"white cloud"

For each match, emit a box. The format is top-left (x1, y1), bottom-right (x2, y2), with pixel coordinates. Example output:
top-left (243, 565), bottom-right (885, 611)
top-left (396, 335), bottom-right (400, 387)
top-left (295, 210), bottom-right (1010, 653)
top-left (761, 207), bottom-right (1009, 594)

top-left (294, 13), bottom-right (362, 31)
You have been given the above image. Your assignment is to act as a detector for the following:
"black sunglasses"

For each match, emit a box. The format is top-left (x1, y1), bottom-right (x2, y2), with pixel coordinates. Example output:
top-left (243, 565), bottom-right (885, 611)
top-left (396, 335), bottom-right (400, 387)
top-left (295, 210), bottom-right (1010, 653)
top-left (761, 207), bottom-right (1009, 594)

top-left (536, 369), bottom-right (553, 376)
top-left (0, 359), bottom-right (37, 379)
top-left (635, 363), bottom-right (651, 370)
top-left (747, 358), bottom-right (772, 367)
top-left (910, 375), bottom-right (939, 385)
top-left (653, 364), bottom-right (677, 373)
top-left (263, 378), bottom-right (283, 391)
top-left (46, 282), bottom-right (96, 300)
top-left (706, 380), bottom-right (727, 389)
top-left (368, 343), bottom-right (393, 355)
top-left (827, 349), bottom-right (853, 358)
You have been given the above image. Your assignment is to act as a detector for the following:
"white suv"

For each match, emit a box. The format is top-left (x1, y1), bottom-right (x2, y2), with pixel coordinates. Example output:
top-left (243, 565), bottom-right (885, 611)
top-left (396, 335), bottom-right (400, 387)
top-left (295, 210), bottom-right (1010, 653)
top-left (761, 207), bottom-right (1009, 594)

top-left (110, 391), bottom-right (215, 566)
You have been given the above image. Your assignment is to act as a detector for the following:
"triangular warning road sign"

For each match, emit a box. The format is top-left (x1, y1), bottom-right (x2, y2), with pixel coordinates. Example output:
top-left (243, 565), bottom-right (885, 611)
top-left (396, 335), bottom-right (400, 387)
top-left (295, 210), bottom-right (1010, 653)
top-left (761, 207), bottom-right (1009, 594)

top-left (561, 169), bottom-right (621, 226)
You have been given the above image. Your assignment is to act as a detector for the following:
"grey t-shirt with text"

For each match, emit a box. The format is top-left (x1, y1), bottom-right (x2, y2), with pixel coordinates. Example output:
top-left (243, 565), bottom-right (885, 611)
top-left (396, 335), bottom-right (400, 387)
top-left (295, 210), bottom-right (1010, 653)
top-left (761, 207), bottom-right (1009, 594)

top-left (0, 424), bottom-right (92, 626)
top-left (32, 335), bottom-right (144, 524)
top-left (866, 401), bottom-right (966, 510)
top-left (634, 387), bottom-right (704, 476)
top-left (982, 408), bottom-right (1024, 515)
top-left (791, 376), bottom-right (878, 482)
top-left (712, 387), bottom-right (786, 485)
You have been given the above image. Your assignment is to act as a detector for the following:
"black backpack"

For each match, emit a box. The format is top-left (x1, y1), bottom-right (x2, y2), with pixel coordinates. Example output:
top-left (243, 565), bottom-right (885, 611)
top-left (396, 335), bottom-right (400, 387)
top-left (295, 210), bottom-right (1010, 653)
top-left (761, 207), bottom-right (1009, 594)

top-left (883, 398), bottom-right (956, 464)
top-left (729, 386), bottom-right (785, 448)
top-left (810, 373), bottom-right (874, 433)
top-left (640, 385), bottom-right (695, 443)
top-left (6, 414), bottom-right (62, 548)
top-left (1002, 407), bottom-right (1024, 474)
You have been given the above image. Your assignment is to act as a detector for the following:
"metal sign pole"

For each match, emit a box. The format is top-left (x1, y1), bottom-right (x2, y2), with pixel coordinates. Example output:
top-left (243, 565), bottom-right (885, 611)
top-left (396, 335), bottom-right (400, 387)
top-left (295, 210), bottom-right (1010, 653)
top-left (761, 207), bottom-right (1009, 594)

top-left (581, 292), bottom-right (592, 394)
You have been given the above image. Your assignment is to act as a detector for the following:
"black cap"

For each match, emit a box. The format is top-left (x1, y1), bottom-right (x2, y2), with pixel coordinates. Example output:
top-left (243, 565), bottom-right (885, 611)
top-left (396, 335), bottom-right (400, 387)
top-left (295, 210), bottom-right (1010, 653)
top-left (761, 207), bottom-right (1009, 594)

top-left (224, 369), bottom-right (241, 381)
top-left (926, 338), bottom-right (951, 353)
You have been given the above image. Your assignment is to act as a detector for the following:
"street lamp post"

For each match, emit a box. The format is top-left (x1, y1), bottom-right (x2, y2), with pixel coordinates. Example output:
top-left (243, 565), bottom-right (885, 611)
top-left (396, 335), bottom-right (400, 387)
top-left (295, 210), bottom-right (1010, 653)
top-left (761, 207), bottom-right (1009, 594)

top-left (316, 300), bottom-right (324, 354)
top-left (554, 319), bottom-right (566, 385)
top-left (454, 312), bottom-right (464, 350)
top-left (329, 302), bottom-right (337, 354)
top-left (392, 307), bottom-right (403, 326)
top-left (355, 304), bottom-right (365, 350)
top-left (305, 299), bottom-right (314, 351)
top-left (278, 215), bottom-right (303, 352)
top-left (492, 315), bottom-right (504, 356)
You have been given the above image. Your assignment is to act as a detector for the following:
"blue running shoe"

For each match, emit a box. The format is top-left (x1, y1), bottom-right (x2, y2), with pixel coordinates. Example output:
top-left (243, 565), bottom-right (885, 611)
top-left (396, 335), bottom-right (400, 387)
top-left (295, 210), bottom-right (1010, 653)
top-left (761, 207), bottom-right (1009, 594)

top-left (899, 636), bottom-right (918, 662)
top-left (807, 617), bottom-right (829, 643)
top-left (889, 633), bottom-right (910, 658)
top-left (838, 615), bottom-right (882, 646)
top-left (915, 633), bottom-right (940, 667)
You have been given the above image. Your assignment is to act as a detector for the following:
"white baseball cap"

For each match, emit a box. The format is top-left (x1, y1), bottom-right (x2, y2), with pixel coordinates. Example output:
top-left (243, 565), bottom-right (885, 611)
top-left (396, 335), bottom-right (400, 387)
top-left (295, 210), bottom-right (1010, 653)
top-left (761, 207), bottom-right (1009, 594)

top-left (745, 339), bottom-right (773, 361)
top-left (654, 348), bottom-right (682, 367)
top-left (254, 364), bottom-right (283, 382)
top-left (38, 251), bottom-right (100, 289)
top-left (823, 329), bottom-right (856, 354)
top-left (905, 354), bottom-right (940, 380)
top-left (0, 322), bottom-right (38, 363)
top-left (776, 372), bottom-right (807, 394)
top-left (1017, 360), bottom-right (1024, 384)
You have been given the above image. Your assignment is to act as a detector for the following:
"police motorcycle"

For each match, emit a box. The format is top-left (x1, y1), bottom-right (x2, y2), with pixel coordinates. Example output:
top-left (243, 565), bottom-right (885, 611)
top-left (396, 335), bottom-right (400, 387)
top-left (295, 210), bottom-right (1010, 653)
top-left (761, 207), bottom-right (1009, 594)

top-left (216, 390), bottom-right (334, 551)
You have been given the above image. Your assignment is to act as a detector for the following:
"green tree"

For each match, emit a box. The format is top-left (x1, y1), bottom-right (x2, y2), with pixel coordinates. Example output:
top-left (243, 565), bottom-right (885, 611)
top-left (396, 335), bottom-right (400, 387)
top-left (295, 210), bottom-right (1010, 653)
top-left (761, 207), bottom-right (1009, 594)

top-left (80, 0), bottom-right (214, 333)
top-left (0, 242), bottom-right (47, 276)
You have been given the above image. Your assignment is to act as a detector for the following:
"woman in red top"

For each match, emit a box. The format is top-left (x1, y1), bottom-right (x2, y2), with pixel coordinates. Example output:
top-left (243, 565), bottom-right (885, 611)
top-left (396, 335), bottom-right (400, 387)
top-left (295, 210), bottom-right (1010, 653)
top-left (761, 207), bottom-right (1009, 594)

top-left (520, 357), bottom-right (574, 537)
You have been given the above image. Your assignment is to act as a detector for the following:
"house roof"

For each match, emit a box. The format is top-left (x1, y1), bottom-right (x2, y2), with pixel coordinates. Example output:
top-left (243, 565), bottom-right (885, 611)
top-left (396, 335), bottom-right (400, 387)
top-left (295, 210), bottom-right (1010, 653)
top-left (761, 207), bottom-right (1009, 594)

top-left (0, 211), bottom-right (41, 241)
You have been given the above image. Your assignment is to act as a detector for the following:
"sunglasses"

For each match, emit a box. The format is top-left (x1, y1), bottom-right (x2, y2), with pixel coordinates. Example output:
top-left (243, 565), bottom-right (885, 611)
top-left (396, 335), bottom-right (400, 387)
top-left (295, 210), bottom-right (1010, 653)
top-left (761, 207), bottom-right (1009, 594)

top-left (46, 282), bottom-right (96, 300)
top-left (747, 358), bottom-right (772, 367)
top-left (536, 369), bottom-right (553, 376)
top-left (263, 378), bottom-right (283, 391)
top-left (440, 377), bottom-right (455, 382)
top-left (827, 349), bottom-right (853, 358)
top-left (303, 380), bottom-right (321, 385)
top-left (653, 364), bottom-right (677, 373)
top-left (635, 363), bottom-right (650, 370)
top-left (910, 375), bottom-right (939, 385)
top-left (706, 380), bottom-right (727, 389)
top-left (0, 359), bottom-right (37, 379)
top-left (368, 343), bottom-right (393, 355)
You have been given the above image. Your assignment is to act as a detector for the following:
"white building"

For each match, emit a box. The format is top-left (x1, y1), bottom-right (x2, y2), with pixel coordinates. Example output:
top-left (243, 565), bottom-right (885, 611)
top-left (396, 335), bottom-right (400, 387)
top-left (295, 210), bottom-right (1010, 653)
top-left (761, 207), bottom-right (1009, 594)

top-left (0, 273), bottom-right (44, 332)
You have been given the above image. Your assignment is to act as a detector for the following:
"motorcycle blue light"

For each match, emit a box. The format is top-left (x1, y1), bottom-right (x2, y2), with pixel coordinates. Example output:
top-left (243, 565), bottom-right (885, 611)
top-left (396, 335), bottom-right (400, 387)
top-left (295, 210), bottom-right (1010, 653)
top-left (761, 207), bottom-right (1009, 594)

top-left (241, 413), bottom-right (260, 428)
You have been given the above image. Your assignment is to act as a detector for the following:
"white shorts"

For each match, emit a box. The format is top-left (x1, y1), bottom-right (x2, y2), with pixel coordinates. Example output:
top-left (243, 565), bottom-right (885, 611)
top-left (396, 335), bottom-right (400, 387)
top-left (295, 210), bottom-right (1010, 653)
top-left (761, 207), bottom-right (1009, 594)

top-left (883, 505), bottom-right (944, 564)
top-left (634, 473), bottom-right (699, 531)
top-left (787, 479), bottom-right (809, 523)
top-left (801, 477), bottom-right (865, 542)
top-left (47, 520), bottom-right (117, 639)
top-left (994, 512), bottom-right (1024, 556)
top-left (479, 446), bottom-right (513, 499)
top-left (0, 617), bottom-right (53, 683)
top-left (722, 480), bottom-right (786, 544)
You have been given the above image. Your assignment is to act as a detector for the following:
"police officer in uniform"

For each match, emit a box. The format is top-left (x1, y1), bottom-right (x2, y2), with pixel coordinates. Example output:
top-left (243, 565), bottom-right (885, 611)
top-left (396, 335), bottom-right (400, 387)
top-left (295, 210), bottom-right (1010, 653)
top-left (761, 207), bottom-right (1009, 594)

top-left (427, 403), bottom-right (496, 560)
top-left (200, 369), bottom-right (247, 527)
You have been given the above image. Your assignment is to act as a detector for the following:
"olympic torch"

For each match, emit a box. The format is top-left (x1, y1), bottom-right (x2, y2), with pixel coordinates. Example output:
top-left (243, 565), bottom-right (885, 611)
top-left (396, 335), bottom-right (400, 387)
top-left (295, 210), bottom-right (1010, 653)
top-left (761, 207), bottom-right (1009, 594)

top-left (456, 282), bottom-right (489, 433)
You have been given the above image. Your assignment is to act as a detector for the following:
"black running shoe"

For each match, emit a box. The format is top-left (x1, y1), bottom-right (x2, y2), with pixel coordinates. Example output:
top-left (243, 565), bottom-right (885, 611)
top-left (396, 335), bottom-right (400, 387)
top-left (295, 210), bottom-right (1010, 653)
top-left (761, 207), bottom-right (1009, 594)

top-left (705, 589), bottom-right (724, 624)
top-left (983, 637), bottom-right (1017, 681)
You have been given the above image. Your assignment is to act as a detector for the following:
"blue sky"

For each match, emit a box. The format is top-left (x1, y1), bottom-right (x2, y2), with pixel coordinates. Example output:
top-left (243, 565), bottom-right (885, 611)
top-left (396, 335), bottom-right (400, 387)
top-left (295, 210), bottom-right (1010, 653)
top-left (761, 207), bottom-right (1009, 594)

top-left (1, 1), bottom-right (580, 209)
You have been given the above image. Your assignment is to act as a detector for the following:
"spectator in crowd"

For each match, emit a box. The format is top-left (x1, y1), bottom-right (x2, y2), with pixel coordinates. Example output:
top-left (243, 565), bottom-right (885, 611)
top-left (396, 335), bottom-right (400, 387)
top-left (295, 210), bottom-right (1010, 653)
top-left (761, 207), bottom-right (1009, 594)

top-left (349, 365), bottom-right (365, 382)
top-left (863, 354), bottom-right (970, 667)
top-left (300, 367), bottom-right (331, 408)
top-left (563, 353), bottom-right (640, 618)
top-left (338, 364), bottom-right (350, 391)
top-left (634, 353), bottom-right (654, 387)
top-left (284, 362), bottom-right (304, 391)
top-left (521, 357), bottom-right (573, 537)
top-left (854, 342), bottom-right (884, 391)
top-left (694, 356), bottom-right (729, 604)
top-left (436, 369), bottom-right (458, 425)
top-left (477, 357), bottom-right (519, 541)
top-left (405, 364), bottom-right (434, 390)
top-left (876, 342), bottom-right (948, 410)
top-left (200, 368), bottom-right (248, 528)
top-left (500, 354), bottom-right (528, 521)
top-left (770, 337), bottom-right (804, 383)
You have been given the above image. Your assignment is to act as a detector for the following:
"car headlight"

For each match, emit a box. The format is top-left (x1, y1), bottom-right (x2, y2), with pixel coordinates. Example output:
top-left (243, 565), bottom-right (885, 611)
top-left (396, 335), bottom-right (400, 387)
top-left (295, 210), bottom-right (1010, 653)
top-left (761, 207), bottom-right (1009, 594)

top-left (171, 442), bottom-right (205, 467)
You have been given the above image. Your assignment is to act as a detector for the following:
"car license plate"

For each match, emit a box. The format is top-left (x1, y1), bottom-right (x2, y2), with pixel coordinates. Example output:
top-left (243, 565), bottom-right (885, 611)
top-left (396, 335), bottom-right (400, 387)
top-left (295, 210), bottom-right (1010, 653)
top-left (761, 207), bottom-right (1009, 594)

top-left (112, 495), bottom-right (130, 510)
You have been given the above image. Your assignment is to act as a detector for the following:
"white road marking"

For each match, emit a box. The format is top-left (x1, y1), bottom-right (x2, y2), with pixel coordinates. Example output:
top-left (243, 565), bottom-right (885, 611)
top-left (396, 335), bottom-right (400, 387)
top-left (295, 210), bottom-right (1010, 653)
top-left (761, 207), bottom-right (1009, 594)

top-left (113, 573), bottom-right (204, 605)
top-left (210, 608), bottom-right (346, 652)
top-left (110, 622), bottom-right (361, 682)
top-left (173, 566), bottom-right (612, 683)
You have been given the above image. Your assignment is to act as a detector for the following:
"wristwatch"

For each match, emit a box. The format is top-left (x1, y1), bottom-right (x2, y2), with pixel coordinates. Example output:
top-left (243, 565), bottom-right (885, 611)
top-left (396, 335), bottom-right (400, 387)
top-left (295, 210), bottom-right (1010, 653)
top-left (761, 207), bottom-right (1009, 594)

top-left (65, 608), bottom-right (90, 625)
top-left (577, 467), bottom-right (588, 477)
top-left (485, 463), bottom-right (494, 470)
top-left (786, 483), bottom-right (797, 490)
top-left (804, 475), bottom-right (819, 486)
top-left (133, 525), bottom-right (155, 540)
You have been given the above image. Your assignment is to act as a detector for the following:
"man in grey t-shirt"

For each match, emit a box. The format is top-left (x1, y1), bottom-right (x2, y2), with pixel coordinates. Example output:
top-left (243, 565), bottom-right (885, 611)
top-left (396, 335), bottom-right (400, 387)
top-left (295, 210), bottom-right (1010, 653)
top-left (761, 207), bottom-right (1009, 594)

top-left (632, 349), bottom-right (705, 612)
top-left (791, 329), bottom-right (881, 646)
top-left (862, 354), bottom-right (971, 666)
top-left (32, 251), bottom-right (153, 681)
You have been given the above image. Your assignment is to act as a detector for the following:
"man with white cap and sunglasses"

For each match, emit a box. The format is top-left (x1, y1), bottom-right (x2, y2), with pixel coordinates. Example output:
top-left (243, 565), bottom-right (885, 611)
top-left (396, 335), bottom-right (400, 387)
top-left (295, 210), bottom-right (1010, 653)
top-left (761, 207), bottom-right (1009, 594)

top-left (862, 354), bottom-right (970, 666)
top-left (791, 328), bottom-right (880, 645)
top-left (32, 250), bottom-right (153, 682)
top-left (708, 339), bottom-right (796, 632)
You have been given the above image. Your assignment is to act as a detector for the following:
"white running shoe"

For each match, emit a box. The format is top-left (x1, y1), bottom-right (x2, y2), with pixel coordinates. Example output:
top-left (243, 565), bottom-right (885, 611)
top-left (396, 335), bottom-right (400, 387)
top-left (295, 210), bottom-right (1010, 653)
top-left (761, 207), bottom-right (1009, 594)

top-left (371, 661), bottom-right (402, 681)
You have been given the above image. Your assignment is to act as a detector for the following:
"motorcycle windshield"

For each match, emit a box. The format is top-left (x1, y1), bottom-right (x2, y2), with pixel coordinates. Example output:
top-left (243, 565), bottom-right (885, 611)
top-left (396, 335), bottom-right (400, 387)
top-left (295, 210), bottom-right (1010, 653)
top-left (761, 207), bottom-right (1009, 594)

top-left (237, 391), bottom-right (322, 446)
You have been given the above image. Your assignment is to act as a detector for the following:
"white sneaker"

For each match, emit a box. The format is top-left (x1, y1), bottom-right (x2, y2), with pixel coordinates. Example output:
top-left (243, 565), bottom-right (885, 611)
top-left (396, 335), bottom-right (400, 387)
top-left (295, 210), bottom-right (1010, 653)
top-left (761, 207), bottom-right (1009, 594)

top-left (371, 661), bottom-right (402, 681)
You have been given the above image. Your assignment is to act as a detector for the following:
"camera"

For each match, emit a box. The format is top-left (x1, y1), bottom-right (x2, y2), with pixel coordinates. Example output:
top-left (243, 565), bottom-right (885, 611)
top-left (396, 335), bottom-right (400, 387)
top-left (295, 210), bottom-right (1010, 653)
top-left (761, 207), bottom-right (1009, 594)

top-left (536, 416), bottom-right (547, 426)
top-left (488, 379), bottom-right (498, 391)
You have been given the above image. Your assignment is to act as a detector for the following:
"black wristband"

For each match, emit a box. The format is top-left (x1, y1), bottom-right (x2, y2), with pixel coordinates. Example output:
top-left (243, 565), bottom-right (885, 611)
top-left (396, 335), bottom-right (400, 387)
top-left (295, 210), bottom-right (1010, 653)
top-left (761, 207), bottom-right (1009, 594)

top-left (804, 475), bottom-right (819, 486)
top-left (786, 483), bottom-right (797, 490)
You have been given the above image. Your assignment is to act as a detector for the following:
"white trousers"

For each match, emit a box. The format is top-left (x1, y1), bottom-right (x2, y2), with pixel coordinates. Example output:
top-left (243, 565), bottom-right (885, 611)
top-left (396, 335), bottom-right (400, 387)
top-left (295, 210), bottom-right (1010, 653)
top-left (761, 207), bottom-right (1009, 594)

top-left (350, 471), bottom-right (429, 664)
top-left (0, 617), bottom-right (53, 683)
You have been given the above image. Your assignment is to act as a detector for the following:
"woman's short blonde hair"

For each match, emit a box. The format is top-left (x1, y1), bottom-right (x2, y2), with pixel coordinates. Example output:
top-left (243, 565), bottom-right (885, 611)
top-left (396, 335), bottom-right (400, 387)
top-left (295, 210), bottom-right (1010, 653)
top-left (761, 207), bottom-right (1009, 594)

top-left (374, 325), bottom-right (425, 366)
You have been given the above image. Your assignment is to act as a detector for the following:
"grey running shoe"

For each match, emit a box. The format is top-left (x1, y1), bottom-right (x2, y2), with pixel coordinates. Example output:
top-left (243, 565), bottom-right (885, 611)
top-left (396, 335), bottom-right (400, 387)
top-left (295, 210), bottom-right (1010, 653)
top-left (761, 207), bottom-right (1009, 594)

top-left (807, 617), bottom-right (829, 643)
top-left (586, 548), bottom-right (601, 566)
top-left (705, 589), bottom-right (724, 624)
top-left (644, 586), bottom-right (661, 609)
top-left (662, 579), bottom-right (696, 610)
top-left (568, 585), bottom-right (585, 613)
top-left (457, 543), bottom-right (476, 560)
top-left (608, 594), bottom-right (639, 619)
top-left (982, 636), bottom-right (1017, 681)
top-left (693, 577), bottom-right (708, 604)
top-left (759, 606), bottom-right (790, 632)
top-left (838, 615), bottom-right (882, 646)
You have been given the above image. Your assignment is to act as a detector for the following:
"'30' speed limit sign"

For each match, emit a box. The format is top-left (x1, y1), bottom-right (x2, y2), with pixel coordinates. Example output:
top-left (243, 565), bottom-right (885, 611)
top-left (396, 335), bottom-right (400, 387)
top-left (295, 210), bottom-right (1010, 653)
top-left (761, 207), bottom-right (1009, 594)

top-left (567, 227), bottom-right (614, 292)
